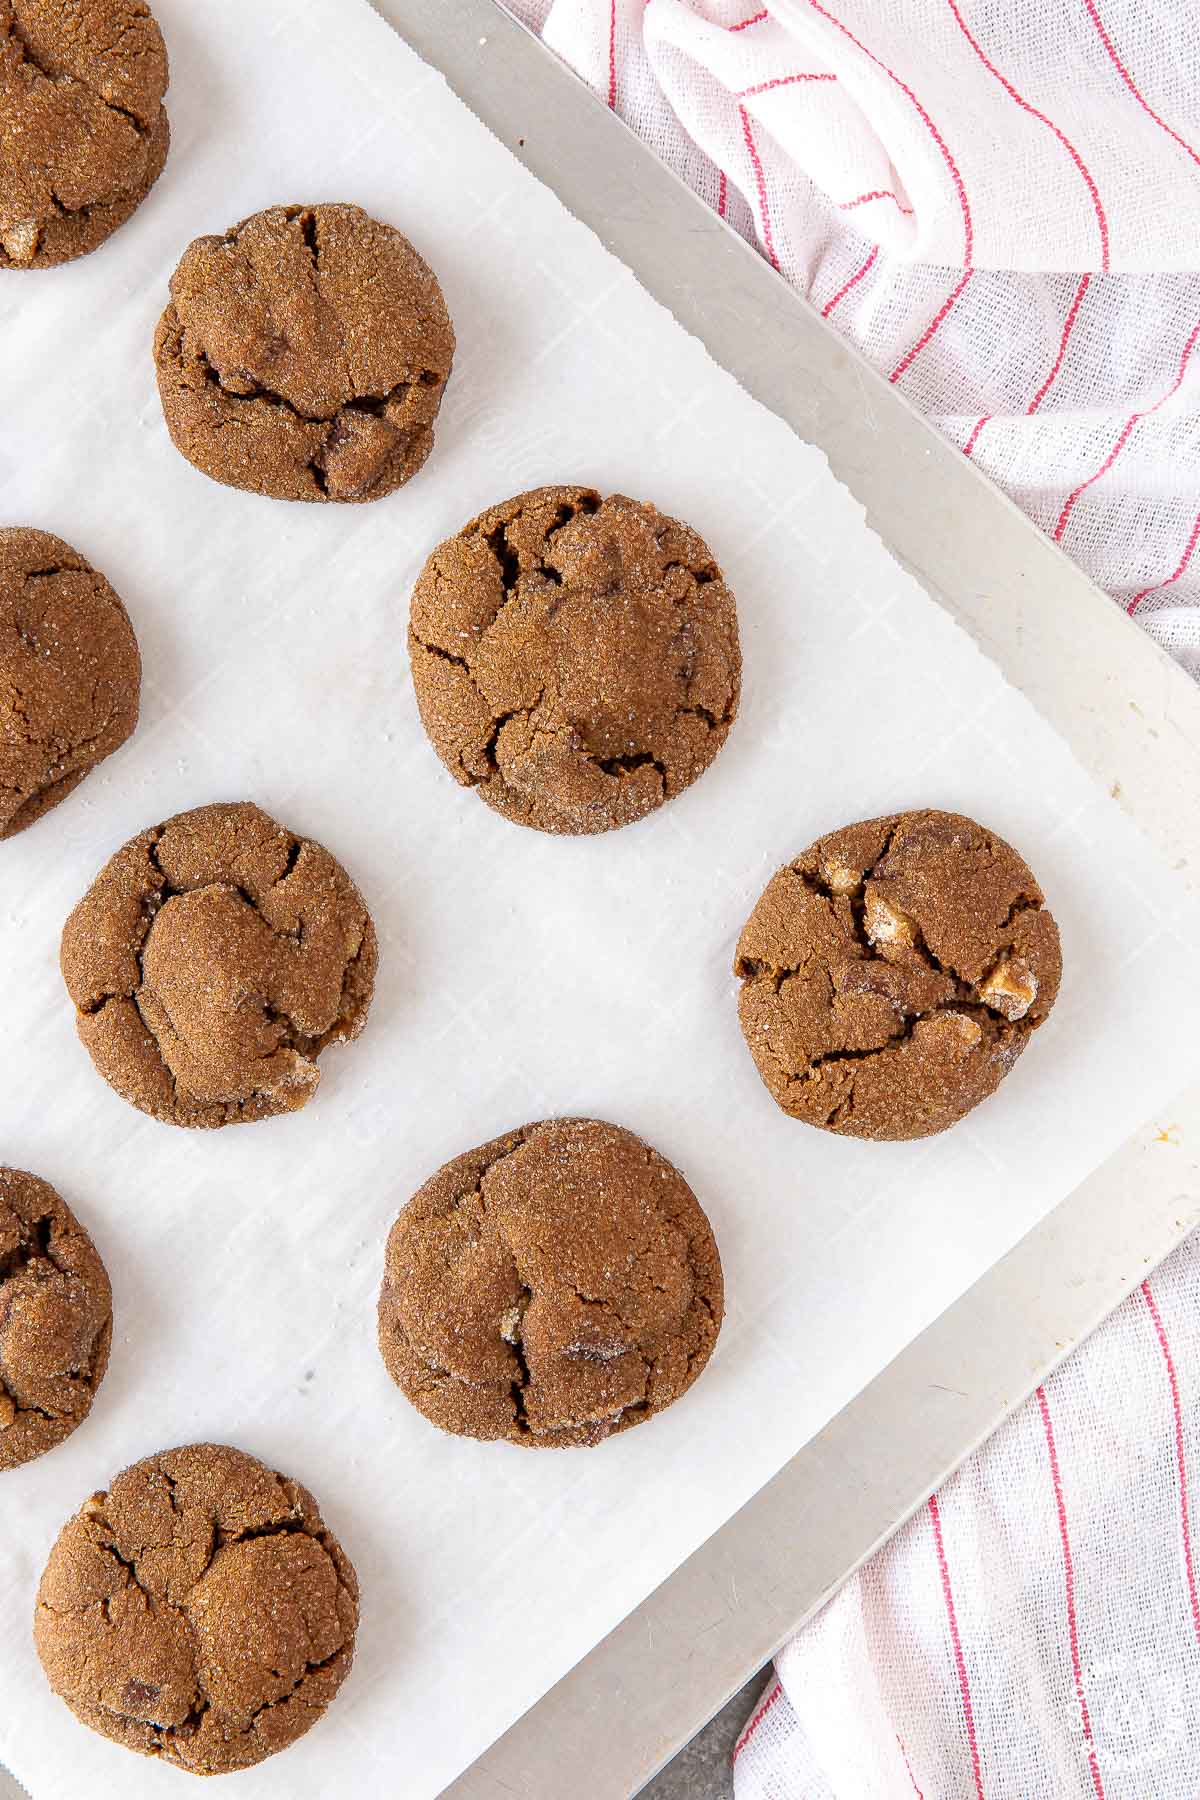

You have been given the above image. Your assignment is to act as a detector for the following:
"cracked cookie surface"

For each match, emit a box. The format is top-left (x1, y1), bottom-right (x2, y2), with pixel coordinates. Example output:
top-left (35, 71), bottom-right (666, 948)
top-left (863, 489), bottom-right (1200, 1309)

top-left (35, 1442), bottom-right (359, 1776)
top-left (0, 1169), bottom-right (111, 1472)
top-left (60, 801), bottom-right (378, 1129)
top-left (1, 527), bottom-right (140, 838)
top-left (409, 485), bottom-right (741, 834)
top-left (378, 1117), bottom-right (724, 1448)
top-left (0, 0), bottom-right (169, 269)
top-left (154, 203), bottom-right (455, 503)
top-left (735, 809), bottom-right (1062, 1141)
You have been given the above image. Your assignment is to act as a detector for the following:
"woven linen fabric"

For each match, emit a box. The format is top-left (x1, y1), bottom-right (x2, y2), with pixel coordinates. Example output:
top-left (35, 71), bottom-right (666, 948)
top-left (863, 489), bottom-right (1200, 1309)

top-left (729, 1229), bottom-right (1200, 1798)
top-left (503, 0), bottom-right (1200, 675)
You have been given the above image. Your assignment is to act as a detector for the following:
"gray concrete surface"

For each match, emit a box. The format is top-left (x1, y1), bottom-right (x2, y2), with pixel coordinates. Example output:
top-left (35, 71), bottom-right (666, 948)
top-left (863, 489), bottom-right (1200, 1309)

top-left (635, 1671), bottom-right (769, 1800)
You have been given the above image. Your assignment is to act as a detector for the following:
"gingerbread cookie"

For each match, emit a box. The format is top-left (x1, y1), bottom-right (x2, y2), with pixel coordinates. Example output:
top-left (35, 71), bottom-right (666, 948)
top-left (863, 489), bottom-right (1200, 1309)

top-left (1, 528), bottom-right (140, 838)
top-left (0, 0), bottom-right (169, 269)
top-left (0, 1170), bottom-right (111, 1471)
top-left (735, 809), bottom-right (1062, 1140)
top-left (154, 203), bottom-right (454, 502)
top-left (60, 801), bottom-right (377, 1128)
top-left (409, 486), bottom-right (741, 834)
top-left (35, 1442), bottom-right (358, 1776)
top-left (378, 1117), bottom-right (724, 1447)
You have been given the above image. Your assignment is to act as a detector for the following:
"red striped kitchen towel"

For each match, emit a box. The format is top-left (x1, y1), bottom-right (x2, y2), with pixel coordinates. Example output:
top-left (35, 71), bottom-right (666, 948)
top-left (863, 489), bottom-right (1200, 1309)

top-left (503, 0), bottom-right (1200, 679)
top-left (728, 1229), bottom-right (1200, 1798)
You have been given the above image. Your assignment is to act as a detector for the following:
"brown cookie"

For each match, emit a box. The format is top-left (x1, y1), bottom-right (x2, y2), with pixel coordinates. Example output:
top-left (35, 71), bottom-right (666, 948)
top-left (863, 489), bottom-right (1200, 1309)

top-left (0, 1170), bottom-right (111, 1471)
top-left (0, 0), bottom-right (169, 270)
top-left (1, 528), bottom-right (140, 838)
top-left (735, 809), bottom-right (1062, 1141)
top-left (409, 486), bottom-right (741, 835)
top-left (34, 1442), bottom-right (359, 1776)
top-left (154, 203), bottom-right (455, 503)
top-left (378, 1117), bottom-right (724, 1448)
top-left (60, 801), bottom-right (378, 1129)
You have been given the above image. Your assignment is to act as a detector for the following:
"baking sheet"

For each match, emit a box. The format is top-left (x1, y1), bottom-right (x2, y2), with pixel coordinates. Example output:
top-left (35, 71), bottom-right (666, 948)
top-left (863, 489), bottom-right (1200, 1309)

top-left (2, 2), bottom-right (1200, 1796)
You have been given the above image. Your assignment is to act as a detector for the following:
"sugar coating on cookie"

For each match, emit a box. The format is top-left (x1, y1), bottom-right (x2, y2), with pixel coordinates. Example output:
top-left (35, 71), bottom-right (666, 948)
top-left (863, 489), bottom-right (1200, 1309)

top-left (409, 486), bottom-right (741, 835)
top-left (0, 0), bottom-right (169, 269)
top-left (0, 528), bottom-right (140, 838)
top-left (735, 809), bottom-right (1062, 1141)
top-left (0, 1169), bottom-right (111, 1472)
top-left (154, 203), bottom-right (455, 503)
top-left (34, 1442), bottom-right (359, 1776)
top-left (378, 1117), bottom-right (724, 1448)
top-left (60, 801), bottom-right (378, 1129)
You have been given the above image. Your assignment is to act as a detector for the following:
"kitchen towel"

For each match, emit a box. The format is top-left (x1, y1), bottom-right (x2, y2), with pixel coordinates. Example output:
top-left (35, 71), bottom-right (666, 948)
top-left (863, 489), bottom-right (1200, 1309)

top-left (732, 1226), bottom-right (1200, 1799)
top-left (504, 0), bottom-right (1200, 676)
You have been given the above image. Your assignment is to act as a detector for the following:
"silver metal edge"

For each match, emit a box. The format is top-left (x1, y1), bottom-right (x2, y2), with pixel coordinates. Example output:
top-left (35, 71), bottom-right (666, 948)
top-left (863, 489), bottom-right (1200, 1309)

top-left (358, 4), bottom-right (1200, 1793)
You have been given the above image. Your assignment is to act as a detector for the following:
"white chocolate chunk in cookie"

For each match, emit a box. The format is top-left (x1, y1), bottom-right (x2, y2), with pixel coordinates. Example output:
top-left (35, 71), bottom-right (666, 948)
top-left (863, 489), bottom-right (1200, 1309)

top-left (865, 891), bottom-right (917, 948)
top-left (979, 956), bottom-right (1038, 1021)
top-left (820, 854), bottom-right (860, 895)
top-left (2, 220), bottom-right (40, 264)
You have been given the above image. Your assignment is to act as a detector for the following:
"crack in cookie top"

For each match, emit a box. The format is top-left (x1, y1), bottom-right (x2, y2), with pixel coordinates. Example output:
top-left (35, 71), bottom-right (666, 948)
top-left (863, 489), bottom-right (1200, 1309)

top-left (735, 809), bottom-right (1062, 1141)
top-left (0, 0), bottom-right (169, 269)
top-left (409, 485), bottom-right (741, 834)
top-left (379, 1117), bottom-right (724, 1448)
top-left (60, 801), bottom-right (378, 1128)
top-left (34, 1443), bottom-right (359, 1776)
top-left (154, 203), bottom-right (455, 503)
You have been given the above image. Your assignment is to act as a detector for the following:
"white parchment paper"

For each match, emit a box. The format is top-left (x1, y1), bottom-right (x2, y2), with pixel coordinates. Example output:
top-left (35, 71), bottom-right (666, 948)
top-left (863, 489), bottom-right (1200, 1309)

top-left (2, 3), bottom-right (1199, 1795)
